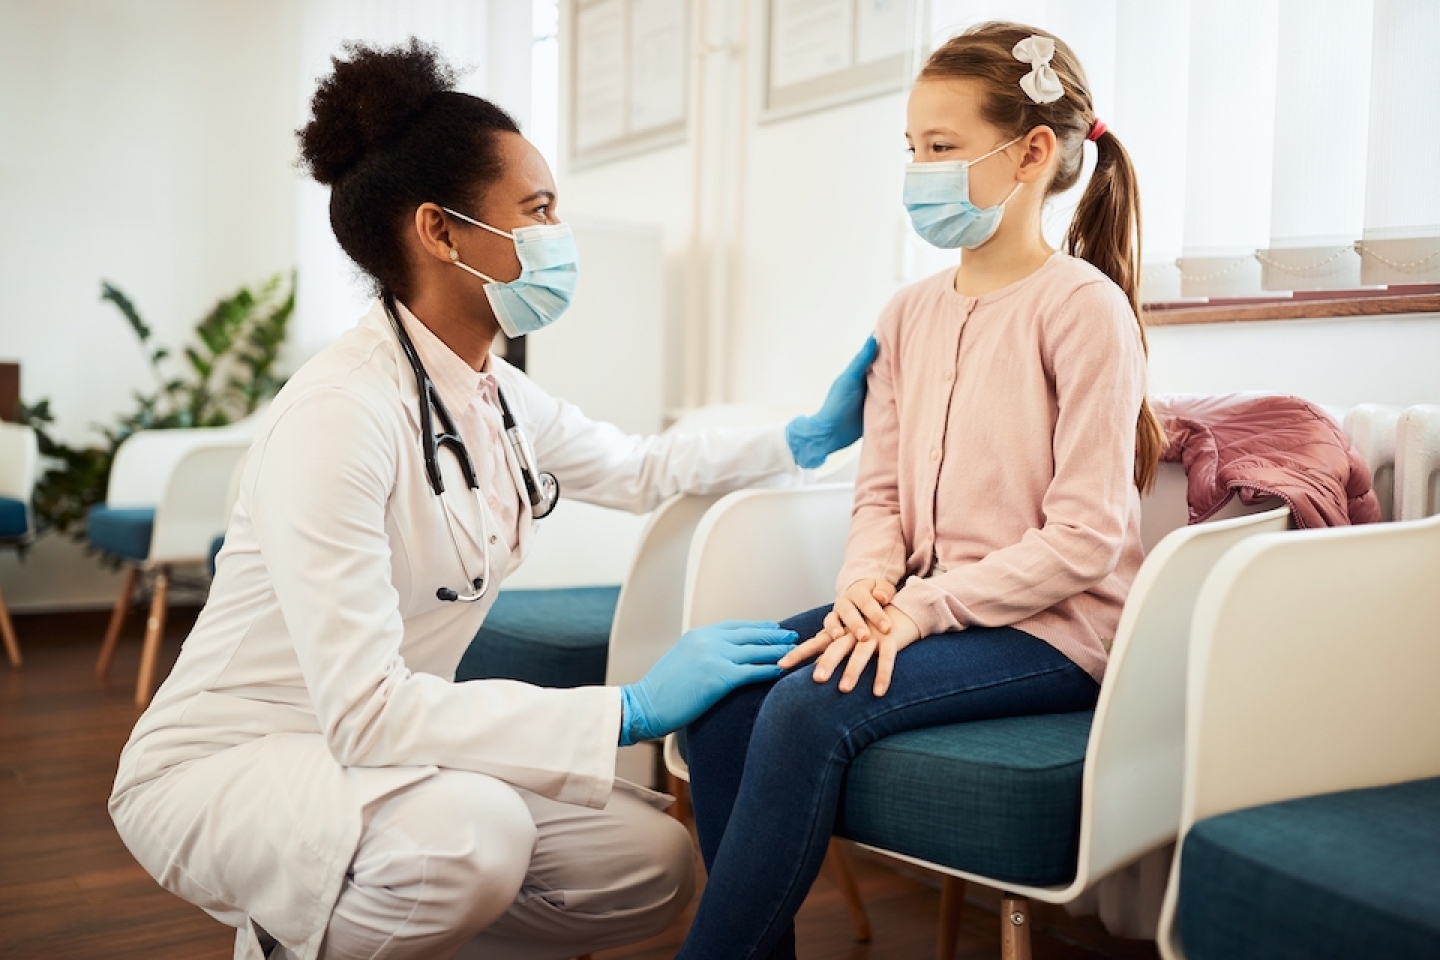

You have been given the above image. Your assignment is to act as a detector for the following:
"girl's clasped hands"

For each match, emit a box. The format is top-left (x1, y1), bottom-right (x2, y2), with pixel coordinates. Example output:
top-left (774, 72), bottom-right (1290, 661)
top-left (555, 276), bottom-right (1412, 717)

top-left (777, 579), bottom-right (922, 697)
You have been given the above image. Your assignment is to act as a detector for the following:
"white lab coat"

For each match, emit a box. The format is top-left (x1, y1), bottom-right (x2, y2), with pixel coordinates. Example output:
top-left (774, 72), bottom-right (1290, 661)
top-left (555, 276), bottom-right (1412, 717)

top-left (109, 299), bottom-right (798, 959)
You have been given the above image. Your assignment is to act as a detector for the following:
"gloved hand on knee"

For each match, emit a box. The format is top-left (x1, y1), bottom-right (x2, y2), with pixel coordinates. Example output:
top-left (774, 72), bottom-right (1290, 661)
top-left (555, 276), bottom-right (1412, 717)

top-left (618, 621), bottom-right (798, 746)
top-left (785, 336), bottom-right (879, 469)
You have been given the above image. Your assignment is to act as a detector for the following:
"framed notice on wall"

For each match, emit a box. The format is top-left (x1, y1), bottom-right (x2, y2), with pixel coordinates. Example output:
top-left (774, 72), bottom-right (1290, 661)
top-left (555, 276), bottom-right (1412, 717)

top-left (764, 0), bottom-right (915, 122)
top-left (569, 0), bottom-right (689, 169)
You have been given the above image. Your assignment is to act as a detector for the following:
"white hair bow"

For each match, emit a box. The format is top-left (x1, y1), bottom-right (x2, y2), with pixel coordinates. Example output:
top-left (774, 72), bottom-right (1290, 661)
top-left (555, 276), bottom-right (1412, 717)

top-left (1013, 36), bottom-right (1063, 104)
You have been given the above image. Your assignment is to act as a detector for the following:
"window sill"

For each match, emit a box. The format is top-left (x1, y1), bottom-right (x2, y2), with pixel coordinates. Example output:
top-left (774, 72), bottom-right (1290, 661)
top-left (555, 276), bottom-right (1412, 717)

top-left (1144, 287), bottom-right (1440, 326)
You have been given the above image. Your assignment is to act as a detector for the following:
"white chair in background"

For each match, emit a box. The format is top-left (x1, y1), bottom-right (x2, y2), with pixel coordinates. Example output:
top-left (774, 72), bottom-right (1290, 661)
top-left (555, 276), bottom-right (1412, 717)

top-left (1396, 404), bottom-right (1440, 521)
top-left (1157, 513), bottom-right (1440, 960)
top-left (0, 422), bottom-right (40, 669)
top-left (91, 429), bottom-right (253, 704)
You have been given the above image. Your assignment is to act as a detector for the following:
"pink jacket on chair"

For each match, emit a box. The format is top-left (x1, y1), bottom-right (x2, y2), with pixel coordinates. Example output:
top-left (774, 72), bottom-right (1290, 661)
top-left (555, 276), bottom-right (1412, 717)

top-left (1153, 393), bottom-right (1381, 529)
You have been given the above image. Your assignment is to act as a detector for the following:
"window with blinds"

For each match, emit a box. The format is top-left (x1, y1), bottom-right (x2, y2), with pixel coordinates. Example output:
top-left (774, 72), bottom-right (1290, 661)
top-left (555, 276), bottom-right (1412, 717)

top-left (928, 0), bottom-right (1440, 304)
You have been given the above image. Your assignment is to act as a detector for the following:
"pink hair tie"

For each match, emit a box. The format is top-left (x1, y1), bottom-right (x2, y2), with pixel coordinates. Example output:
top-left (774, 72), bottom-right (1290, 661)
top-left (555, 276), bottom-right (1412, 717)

top-left (1087, 118), bottom-right (1107, 142)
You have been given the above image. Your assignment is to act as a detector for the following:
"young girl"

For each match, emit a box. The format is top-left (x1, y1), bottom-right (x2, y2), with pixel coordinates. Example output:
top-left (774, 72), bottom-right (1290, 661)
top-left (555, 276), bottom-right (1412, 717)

top-left (679, 22), bottom-right (1165, 959)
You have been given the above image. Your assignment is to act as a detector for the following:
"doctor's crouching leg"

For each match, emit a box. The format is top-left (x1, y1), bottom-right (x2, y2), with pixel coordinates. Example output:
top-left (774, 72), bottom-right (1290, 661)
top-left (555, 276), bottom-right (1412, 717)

top-left (319, 768), bottom-right (539, 959)
top-left (452, 780), bottom-right (696, 960)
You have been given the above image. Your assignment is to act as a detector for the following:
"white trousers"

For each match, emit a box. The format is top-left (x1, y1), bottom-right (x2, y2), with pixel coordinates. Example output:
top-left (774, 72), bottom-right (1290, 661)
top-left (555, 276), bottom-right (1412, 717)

top-left (112, 734), bottom-right (694, 960)
top-left (315, 770), bottom-right (695, 960)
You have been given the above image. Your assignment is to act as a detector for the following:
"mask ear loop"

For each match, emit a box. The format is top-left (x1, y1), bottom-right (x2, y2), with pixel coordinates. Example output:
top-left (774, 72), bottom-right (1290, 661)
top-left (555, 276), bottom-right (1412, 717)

top-left (441, 206), bottom-right (514, 284)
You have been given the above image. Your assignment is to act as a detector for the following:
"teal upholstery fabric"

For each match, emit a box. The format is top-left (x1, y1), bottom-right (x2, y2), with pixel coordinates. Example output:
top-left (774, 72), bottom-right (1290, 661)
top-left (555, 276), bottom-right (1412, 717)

top-left (209, 535), bottom-right (225, 576)
top-left (837, 711), bottom-right (1093, 886)
top-left (87, 505), bottom-right (155, 561)
top-left (1179, 776), bottom-right (1440, 960)
top-left (455, 585), bottom-right (619, 689)
top-left (0, 497), bottom-right (27, 540)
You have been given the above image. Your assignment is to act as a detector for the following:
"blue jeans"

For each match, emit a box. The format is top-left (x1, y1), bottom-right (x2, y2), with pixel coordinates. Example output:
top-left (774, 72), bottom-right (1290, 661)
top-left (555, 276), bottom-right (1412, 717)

top-left (677, 605), bottom-right (1100, 960)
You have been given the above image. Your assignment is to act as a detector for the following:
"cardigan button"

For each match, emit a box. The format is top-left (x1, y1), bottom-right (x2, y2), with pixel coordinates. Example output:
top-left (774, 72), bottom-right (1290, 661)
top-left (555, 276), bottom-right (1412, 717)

top-left (930, 449), bottom-right (941, 461)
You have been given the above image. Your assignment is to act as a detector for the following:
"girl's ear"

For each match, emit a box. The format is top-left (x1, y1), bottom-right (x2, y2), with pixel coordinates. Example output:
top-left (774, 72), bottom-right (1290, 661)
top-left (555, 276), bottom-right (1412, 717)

top-left (1015, 126), bottom-right (1057, 184)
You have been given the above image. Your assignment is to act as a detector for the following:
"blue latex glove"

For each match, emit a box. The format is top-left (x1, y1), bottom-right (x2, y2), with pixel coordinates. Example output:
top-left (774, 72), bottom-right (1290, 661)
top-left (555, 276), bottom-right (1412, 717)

top-left (618, 620), bottom-right (798, 746)
top-left (785, 336), bottom-right (879, 469)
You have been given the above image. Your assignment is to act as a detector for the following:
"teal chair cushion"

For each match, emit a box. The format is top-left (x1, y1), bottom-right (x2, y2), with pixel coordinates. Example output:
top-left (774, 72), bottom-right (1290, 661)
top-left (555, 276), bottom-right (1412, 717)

top-left (455, 585), bottom-right (620, 689)
top-left (0, 497), bottom-right (27, 540)
top-left (209, 535), bottom-right (225, 576)
top-left (837, 711), bottom-right (1093, 886)
top-left (1178, 775), bottom-right (1440, 960)
top-left (87, 505), bottom-right (155, 561)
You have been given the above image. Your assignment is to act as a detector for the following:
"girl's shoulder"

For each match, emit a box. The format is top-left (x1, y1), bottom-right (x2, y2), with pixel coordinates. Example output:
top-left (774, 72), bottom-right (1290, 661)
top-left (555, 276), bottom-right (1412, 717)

top-left (1032, 255), bottom-right (1135, 328)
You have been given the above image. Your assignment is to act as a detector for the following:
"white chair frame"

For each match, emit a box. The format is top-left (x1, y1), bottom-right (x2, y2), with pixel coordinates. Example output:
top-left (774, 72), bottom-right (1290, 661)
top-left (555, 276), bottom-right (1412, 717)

top-left (1157, 512), bottom-right (1440, 959)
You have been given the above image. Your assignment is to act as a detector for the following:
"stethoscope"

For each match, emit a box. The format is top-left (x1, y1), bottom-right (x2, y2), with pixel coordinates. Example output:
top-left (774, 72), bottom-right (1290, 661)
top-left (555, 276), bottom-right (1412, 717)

top-left (382, 293), bottom-right (560, 603)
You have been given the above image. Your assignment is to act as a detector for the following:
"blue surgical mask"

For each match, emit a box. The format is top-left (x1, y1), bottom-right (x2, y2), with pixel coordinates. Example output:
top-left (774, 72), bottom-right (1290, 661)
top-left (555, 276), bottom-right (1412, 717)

top-left (441, 206), bottom-right (579, 338)
top-left (903, 136), bottom-right (1023, 250)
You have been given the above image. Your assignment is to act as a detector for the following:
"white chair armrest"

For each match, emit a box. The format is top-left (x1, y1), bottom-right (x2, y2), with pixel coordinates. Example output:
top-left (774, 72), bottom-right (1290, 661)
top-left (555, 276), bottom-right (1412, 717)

top-left (1080, 506), bottom-right (1289, 886)
top-left (1396, 404), bottom-right (1440, 520)
top-left (148, 441), bottom-right (253, 563)
top-left (0, 422), bottom-right (38, 503)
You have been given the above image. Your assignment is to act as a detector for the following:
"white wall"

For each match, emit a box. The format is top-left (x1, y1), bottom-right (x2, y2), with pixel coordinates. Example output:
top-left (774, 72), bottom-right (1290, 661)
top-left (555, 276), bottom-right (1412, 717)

top-left (0, 0), bottom-right (298, 611)
top-left (0, 0), bottom-right (299, 444)
top-left (1148, 314), bottom-right (1440, 408)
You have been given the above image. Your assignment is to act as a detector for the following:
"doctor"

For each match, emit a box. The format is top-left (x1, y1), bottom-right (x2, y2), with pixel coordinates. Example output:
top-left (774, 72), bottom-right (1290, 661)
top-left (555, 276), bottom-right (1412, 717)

top-left (109, 39), bottom-right (872, 960)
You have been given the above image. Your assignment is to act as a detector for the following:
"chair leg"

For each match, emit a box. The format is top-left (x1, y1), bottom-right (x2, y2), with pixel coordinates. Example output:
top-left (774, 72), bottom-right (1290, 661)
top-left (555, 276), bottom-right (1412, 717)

top-left (999, 894), bottom-right (1032, 960)
top-left (96, 566), bottom-right (139, 679)
top-left (937, 875), bottom-right (966, 960)
top-left (135, 568), bottom-right (169, 706)
top-left (0, 587), bottom-right (20, 669)
top-left (824, 838), bottom-right (872, 943)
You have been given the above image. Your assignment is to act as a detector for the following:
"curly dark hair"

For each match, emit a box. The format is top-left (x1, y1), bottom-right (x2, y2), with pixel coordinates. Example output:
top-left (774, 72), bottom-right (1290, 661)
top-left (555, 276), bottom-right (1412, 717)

top-left (297, 39), bottom-right (520, 300)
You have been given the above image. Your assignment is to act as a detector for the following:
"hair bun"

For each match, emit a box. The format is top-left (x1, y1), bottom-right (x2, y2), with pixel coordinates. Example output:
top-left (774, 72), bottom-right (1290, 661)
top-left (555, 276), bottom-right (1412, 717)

top-left (299, 38), bottom-right (457, 186)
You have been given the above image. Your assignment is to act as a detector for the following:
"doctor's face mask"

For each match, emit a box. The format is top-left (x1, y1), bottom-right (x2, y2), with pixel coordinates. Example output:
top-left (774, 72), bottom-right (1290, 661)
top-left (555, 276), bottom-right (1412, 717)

top-left (441, 206), bottom-right (579, 338)
top-left (902, 136), bottom-right (1023, 250)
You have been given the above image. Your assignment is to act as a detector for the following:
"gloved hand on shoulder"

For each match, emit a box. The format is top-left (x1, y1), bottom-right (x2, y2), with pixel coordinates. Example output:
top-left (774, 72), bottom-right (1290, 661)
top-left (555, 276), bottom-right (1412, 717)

top-left (785, 336), bottom-right (879, 469)
top-left (618, 620), bottom-right (798, 745)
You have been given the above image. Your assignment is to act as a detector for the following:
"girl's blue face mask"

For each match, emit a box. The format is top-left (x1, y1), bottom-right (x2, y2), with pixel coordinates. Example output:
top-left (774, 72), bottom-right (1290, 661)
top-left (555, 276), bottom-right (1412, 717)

top-left (441, 206), bottom-right (579, 338)
top-left (903, 136), bottom-right (1023, 250)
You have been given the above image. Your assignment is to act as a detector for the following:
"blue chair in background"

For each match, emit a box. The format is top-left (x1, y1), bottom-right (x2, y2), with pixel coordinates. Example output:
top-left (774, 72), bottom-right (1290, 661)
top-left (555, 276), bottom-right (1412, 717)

top-left (0, 422), bottom-right (39, 669)
top-left (90, 430), bottom-right (251, 704)
top-left (455, 584), bottom-right (621, 689)
top-left (1158, 512), bottom-right (1440, 960)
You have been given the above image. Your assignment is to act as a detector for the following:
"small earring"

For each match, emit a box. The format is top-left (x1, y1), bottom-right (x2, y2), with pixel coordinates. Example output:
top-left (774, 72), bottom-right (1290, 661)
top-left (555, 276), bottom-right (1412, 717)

top-left (448, 248), bottom-right (459, 261)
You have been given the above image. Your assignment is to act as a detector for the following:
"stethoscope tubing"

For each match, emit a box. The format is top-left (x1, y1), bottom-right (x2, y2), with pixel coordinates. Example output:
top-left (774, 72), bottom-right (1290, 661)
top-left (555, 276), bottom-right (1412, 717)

top-left (381, 293), bottom-right (559, 603)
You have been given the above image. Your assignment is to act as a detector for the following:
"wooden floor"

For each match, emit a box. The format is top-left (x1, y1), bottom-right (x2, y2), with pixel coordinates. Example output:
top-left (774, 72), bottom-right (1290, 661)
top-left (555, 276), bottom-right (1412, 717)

top-left (0, 609), bottom-right (1159, 960)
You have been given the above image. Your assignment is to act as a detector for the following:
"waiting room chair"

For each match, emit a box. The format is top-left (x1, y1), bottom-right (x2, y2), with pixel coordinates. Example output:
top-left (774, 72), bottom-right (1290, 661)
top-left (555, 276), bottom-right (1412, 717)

top-left (91, 430), bottom-right (253, 704)
top-left (1157, 512), bottom-right (1440, 960)
top-left (664, 465), bottom-right (1287, 959)
top-left (0, 422), bottom-right (39, 669)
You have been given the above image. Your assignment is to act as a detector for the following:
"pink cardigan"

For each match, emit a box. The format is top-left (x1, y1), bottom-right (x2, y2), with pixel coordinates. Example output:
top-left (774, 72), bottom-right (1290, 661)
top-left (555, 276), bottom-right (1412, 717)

top-left (838, 254), bottom-right (1148, 682)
